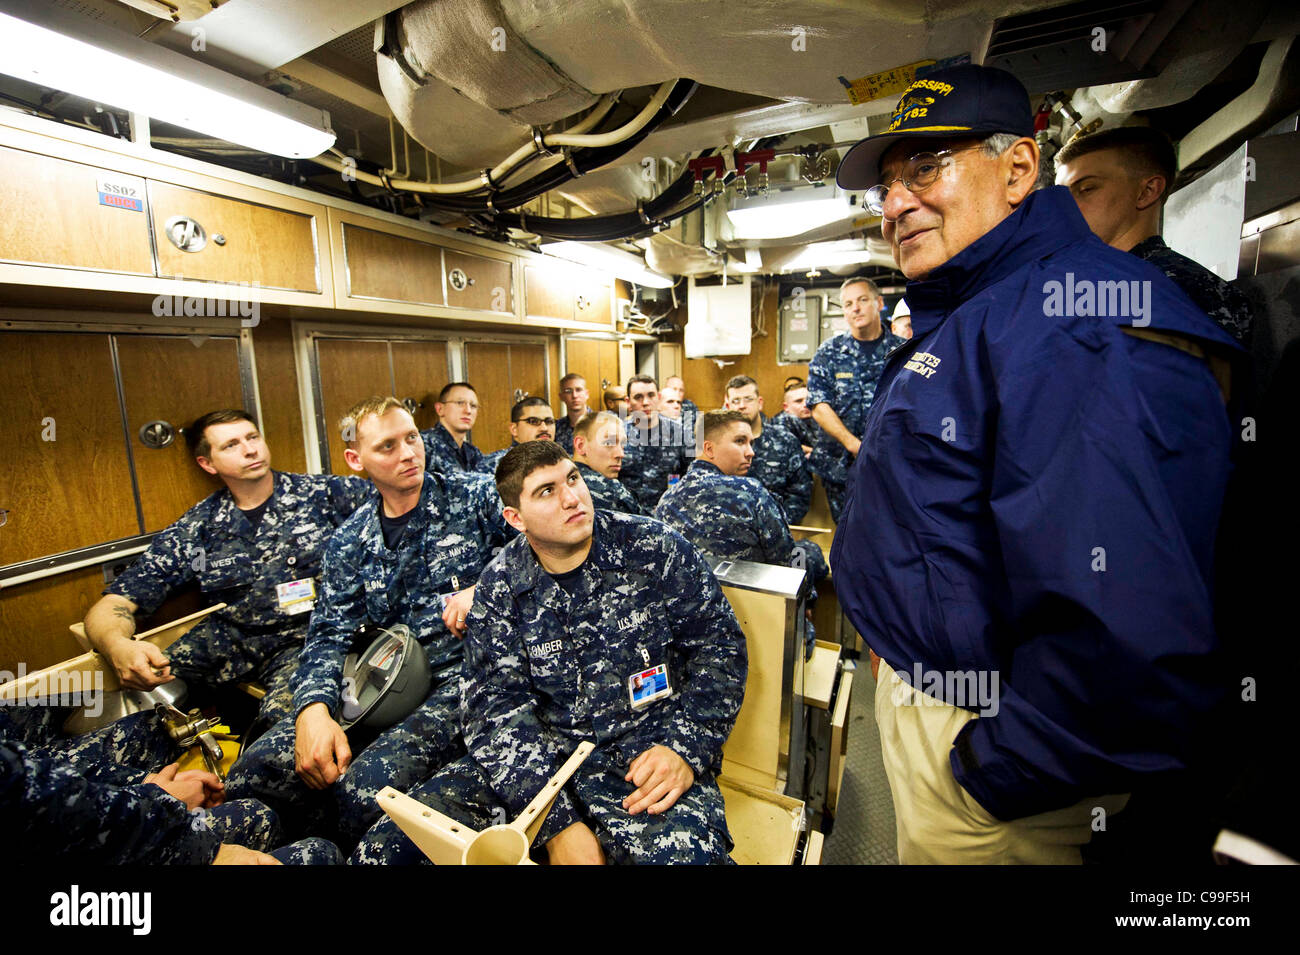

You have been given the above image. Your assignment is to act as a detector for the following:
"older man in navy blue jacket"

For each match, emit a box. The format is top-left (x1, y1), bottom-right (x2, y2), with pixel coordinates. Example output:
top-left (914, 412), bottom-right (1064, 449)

top-left (831, 64), bottom-right (1242, 864)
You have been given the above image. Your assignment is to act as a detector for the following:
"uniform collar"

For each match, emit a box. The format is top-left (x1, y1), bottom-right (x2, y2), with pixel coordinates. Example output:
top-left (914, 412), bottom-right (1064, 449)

top-left (216, 470), bottom-right (284, 538)
top-left (904, 186), bottom-right (1086, 338)
top-left (688, 459), bottom-right (723, 477)
top-left (509, 509), bottom-right (626, 598)
top-left (364, 471), bottom-right (442, 555)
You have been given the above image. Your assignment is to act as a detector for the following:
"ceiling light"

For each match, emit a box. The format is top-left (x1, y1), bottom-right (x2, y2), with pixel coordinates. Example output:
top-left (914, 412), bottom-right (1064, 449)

top-left (727, 187), bottom-right (851, 240)
top-left (0, 7), bottom-right (335, 158)
top-left (543, 241), bottom-right (675, 289)
top-left (782, 240), bottom-right (877, 272)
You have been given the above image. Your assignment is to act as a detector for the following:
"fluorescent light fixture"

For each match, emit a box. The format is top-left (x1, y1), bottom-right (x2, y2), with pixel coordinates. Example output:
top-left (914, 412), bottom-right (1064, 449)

top-left (782, 240), bottom-right (876, 272)
top-left (0, 7), bottom-right (335, 158)
top-left (727, 187), bottom-right (851, 240)
top-left (543, 241), bottom-right (675, 289)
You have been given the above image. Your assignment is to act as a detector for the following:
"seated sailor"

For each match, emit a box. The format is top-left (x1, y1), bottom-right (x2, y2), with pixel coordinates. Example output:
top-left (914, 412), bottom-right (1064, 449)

top-left (352, 441), bottom-right (747, 865)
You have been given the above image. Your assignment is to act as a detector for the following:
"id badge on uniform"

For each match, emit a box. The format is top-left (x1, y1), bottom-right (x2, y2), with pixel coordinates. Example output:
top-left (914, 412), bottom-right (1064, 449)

top-left (276, 577), bottom-right (317, 615)
top-left (627, 664), bottom-right (671, 709)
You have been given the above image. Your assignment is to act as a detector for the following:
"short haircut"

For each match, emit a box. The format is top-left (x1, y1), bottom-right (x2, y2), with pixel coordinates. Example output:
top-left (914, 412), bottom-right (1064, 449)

top-left (437, 381), bottom-right (477, 403)
top-left (783, 379), bottom-right (807, 395)
top-left (340, 395), bottom-right (406, 448)
top-left (559, 372), bottom-right (585, 388)
top-left (701, 409), bottom-right (751, 443)
top-left (839, 276), bottom-right (881, 299)
top-left (626, 373), bottom-right (657, 394)
top-left (510, 395), bottom-right (552, 422)
top-left (1056, 126), bottom-right (1177, 202)
top-left (187, 409), bottom-right (257, 459)
top-left (573, 410), bottom-right (623, 443)
top-left (495, 439), bottom-right (571, 510)
top-left (725, 374), bottom-right (759, 394)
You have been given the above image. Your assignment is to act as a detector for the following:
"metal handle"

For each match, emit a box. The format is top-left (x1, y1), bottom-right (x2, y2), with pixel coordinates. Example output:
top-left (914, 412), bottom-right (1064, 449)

top-left (139, 420), bottom-right (175, 449)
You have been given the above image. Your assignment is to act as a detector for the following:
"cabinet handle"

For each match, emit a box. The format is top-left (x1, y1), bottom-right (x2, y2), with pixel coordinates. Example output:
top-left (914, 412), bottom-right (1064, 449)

top-left (139, 420), bottom-right (176, 449)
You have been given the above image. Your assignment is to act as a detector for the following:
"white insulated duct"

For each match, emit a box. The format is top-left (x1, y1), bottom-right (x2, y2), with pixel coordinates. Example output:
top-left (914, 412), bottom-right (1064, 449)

top-left (379, 0), bottom-right (1035, 168)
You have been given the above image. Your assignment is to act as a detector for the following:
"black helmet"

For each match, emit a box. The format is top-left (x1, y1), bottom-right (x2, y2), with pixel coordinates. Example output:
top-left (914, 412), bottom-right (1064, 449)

top-left (338, 624), bottom-right (431, 730)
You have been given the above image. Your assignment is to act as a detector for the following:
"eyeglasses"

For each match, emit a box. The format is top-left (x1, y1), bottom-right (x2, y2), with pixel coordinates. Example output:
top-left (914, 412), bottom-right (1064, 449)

top-left (864, 144), bottom-right (983, 215)
top-left (445, 399), bottom-right (479, 411)
top-left (728, 395), bottom-right (759, 406)
top-left (518, 416), bottom-right (556, 428)
top-left (560, 387), bottom-right (585, 395)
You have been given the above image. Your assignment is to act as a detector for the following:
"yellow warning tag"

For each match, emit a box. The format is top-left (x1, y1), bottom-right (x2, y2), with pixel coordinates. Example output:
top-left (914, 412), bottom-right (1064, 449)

top-left (838, 60), bottom-right (936, 106)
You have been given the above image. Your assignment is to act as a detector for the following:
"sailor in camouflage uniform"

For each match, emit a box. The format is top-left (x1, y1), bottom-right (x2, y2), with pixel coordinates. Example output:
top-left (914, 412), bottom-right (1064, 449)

top-left (1, 707), bottom-right (340, 864)
top-left (421, 382), bottom-right (487, 474)
top-left (807, 278), bottom-right (907, 521)
top-left (352, 442), bottom-right (746, 865)
top-left (227, 397), bottom-right (505, 846)
top-left (723, 375), bottom-right (812, 523)
top-left (1055, 125), bottom-right (1255, 344)
top-left (84, 410), bottom-right (371, 727)
top-left (772, 381), bottom-right (821, 455)
top-left (571, 410), bottom-right (645, 515)
top-left (620, 375), bottom-right (693, 512)
top-left (479, 395), bottom-right (556, 474)
top-left (554, 373), bottom-right (593, 454)
top-left (656, 411), bottom-right (827, 595)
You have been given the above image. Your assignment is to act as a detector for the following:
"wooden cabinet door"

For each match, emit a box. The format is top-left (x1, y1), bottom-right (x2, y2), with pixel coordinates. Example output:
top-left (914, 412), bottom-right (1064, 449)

top-left (564, 338), bottom-right (602, 403)
top-left (0, 332), bottom-right (140, 566)
top-left (0, 147), bottom-right (153, 276)
top-left (464, 343), bottom-right (513, 454)
top-left (391, 340), bottom-right (450, 433)
top-left (150, 181), bottom-right (321, 292)
top-left (509, 344), bottom-right (548, 408)
top-left (574, 274), bottom-right (613, 327)
top-left (314, 338), bottom-right (393, 475)
top-left (114, 335), bottom-right (246, 531)
top-left (525, 264), bottom-right (575, 321)
top-left (443, 249), bottom-right (513, 314)
top-left (341, 223), bottom-right (445, 307)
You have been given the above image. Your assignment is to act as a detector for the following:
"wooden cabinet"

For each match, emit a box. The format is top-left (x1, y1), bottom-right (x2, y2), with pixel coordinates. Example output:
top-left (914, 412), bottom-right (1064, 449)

top-left (0, 146), bottom-right (154, 276)
top-left (149, 181), bottom-right (322, 292)
top-left (574, 274), bottom-right (613, 326)
top-left (563, 337), bottom-right (621, 396)
top-left (0, 332), bottom-right (140, 566)
top-left (340, 222), bottom-right (445, 307)
top-left (114, 335), bottom-right (246, 531)
top-left (525, 263), bottom-right (614, 328)
top-left (464, 341), bottom-right (548, 453)
top-left (312, 334), bottom-right (452, 473)
top-left (443, 248), bottom-right (513, 314)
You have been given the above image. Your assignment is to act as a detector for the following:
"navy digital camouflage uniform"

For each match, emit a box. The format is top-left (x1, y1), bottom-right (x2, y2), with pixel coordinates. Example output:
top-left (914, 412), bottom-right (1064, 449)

top-left (106, 471), bottom-right (372, 725)
top-left (352, 510), bottom-right (747, 865)
top-left (554, 409), bottom-right (591, 454)
top-left (771, 410), bottom-right (820, 452)
top-left (226, 470), bottom-right (505, 847)
top-left (806, 330), bottom-right (907, 521)
top-left (747, 414), bottom-right (813, 523)
top-left (655, 460), bottom-right (828, 590)
top-left (576, 462), bottom-right (645, 515)
top-left (1, 711), bottom-right (340, 863)
top-left (479, 439), bottom-right (529, 477)
top-left (421, 422), bottom-right (486, 475)
top-left (1131, 235), bottom-right (1254, 343)
top-left (621, 414), bottom-right (694, 511)
top-left (2, 706), bottom-right (173, 787)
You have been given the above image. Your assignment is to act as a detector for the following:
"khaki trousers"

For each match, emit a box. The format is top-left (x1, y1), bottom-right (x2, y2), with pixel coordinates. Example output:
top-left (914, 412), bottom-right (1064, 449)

top-left (874, 659), bottom-right (1128, 864)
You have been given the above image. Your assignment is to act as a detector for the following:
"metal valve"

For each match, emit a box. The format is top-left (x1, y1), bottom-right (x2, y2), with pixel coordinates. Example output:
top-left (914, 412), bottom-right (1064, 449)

top-left (155, 702), bottom-right (228, 779)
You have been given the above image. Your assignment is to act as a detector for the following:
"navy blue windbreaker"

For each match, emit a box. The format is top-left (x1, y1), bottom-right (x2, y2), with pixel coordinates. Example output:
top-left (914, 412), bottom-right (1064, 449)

top-left (831, 186), bottom-right (1242, 821)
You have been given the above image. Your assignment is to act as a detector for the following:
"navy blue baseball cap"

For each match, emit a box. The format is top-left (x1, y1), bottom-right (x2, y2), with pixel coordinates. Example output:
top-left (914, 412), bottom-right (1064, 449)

top-left (836, 64), bottom-right (1034, 190)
